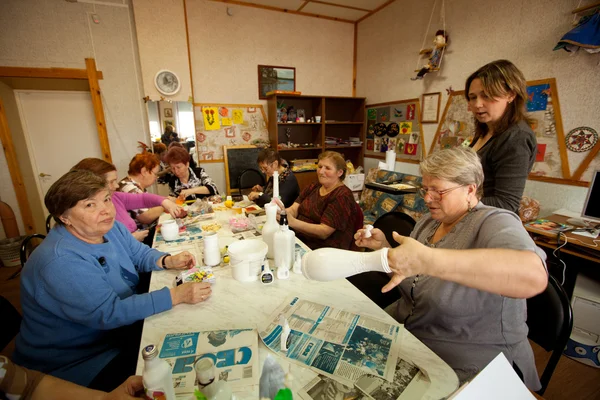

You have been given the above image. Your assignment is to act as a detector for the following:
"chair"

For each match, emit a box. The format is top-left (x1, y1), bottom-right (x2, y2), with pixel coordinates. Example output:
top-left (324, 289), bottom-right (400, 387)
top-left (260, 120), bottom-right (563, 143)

top-left (0, 295), bottom-right (21, 351)
top-left (8, 234), bottom-right (46, 280)
top-left (373, 211), bottom-right (416, 247)
top-left (45, 214), bottom-right (54, 233)
top-left (237, 168), bottom-right (265, 198)
top-left (347, 211), bottom-right (416, 309)
top-left (526, 274), bottom-right (573, 395)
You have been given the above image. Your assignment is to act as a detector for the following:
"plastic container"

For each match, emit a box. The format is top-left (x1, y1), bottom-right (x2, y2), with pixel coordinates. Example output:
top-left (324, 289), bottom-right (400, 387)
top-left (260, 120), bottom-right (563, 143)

top-left (228, 239), bottom-right (268, 282)
top-left (0, 235), bottom-right (26, 267)
top-left (142, 344), bottom-right (176, 400)
top-left (161, 220), bottom-right (179, 241)
top-left (274, 212), bottom-right (294, 280)
top-left (262, 203), bottom-right (279, 259)
top-left (203, 232), bottom-right (220, 267)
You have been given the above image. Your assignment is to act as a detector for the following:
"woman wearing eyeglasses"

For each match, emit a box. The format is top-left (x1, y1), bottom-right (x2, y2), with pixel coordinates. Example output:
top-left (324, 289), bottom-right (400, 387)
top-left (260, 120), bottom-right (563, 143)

top-left (248, 148), bottom-right (300, 208)
top-left (466, 60), bottom-right (537, 213)
top-left (305, 147), bottom-right (547, 390)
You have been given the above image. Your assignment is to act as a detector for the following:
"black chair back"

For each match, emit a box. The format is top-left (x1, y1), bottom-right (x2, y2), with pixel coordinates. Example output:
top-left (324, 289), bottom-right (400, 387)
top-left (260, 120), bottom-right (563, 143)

top-left (8, 233), bottom-right (46, 280)
top-left (373, 211), bottom-right (416, 247)
top-left (45, 214), bottom-right (54, 233)
top-left (237, 168), bottom-right (265, 197)
top-left (0, 295), bottom-right (21, 351)
top-left (527, 274), bottom-right (573, 395)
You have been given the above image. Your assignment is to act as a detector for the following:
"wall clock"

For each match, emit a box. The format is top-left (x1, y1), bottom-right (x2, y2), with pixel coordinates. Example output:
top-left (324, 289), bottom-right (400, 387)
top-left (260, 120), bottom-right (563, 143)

top-left (154, 70), bottom-right (180, 96)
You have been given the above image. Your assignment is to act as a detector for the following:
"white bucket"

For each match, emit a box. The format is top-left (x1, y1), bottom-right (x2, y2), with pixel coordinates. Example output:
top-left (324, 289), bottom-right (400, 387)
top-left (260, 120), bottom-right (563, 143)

top-left (228, 239), bottom-right (268, 282)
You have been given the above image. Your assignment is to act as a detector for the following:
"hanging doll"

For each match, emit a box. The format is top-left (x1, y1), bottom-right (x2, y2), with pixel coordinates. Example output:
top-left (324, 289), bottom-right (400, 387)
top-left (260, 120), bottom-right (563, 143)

top-left (412, 30), bottom-right (449, 80)
top-left (554, 11), bottom-right (600, 54)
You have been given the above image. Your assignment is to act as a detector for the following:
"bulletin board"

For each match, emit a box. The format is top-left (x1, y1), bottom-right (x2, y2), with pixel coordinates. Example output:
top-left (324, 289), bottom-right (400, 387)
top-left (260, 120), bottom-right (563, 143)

top-left (194, 103), bottom-right (269, 161)
top-left (430, 78), bottom-right (592, 186)
top-left (364, 98), bottom-right (427, 164)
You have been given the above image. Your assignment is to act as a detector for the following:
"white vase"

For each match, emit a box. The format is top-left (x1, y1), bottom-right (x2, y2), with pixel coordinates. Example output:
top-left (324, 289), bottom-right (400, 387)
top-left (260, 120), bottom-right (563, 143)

top-left (262, 203), bottom-right (279, 259)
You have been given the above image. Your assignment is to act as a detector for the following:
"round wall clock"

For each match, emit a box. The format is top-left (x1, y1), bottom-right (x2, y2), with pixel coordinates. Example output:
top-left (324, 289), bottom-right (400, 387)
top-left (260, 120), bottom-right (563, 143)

top-left (154, 70), bottom-right (180, 96)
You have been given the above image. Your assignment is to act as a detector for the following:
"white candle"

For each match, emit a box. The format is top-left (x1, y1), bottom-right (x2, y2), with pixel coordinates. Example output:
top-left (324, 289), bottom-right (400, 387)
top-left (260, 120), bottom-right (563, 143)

top-left (273, 171), bottom-right (280, 199)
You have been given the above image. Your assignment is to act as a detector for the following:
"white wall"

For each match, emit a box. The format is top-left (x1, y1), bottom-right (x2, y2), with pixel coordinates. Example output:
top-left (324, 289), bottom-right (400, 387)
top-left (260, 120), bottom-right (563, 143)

top-left (356, 0), bottom-right (599, 215)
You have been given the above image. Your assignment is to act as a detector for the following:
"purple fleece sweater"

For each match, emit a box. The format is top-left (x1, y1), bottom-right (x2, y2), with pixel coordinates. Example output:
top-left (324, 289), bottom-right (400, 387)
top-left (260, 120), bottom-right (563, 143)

top-left (112, 191), bottom-right (164, 232)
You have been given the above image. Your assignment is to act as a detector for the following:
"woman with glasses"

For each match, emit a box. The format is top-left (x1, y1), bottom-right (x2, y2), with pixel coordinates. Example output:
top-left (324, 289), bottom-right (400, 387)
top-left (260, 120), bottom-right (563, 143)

top-left (73, 158), bottom-right (185, 242)
top-left (165, 146), bottom-right (220, 202)
top-left (304, 147), bottom-right (547, 390)
top-left (248, 148), bottom-right (300, 208)
top-left (466, 60), bottom-right (537, 213)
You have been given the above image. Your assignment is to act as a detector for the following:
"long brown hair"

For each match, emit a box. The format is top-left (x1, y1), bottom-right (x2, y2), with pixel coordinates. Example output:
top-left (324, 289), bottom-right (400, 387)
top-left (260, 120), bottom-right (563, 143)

top-left (465, 60), bottom-right (534, 143)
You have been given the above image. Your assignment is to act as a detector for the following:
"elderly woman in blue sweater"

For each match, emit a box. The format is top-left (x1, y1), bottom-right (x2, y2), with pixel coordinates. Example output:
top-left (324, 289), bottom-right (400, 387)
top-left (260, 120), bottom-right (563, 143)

top-left (13, 170), bottom-right (212, 391)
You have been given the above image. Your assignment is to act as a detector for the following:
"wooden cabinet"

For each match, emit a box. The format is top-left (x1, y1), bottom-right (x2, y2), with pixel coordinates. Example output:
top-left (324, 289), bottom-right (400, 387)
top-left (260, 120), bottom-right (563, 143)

top-left (267, 95), bottom-right (366, 170)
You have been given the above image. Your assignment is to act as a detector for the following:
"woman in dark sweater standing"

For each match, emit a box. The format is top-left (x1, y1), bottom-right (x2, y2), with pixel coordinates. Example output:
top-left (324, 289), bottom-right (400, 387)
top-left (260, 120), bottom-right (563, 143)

top-left (466, 60), bottom-right (537, 213)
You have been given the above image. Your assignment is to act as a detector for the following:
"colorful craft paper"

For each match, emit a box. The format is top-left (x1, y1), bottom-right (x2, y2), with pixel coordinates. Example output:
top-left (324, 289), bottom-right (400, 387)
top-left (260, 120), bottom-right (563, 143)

top-left (203, 107), bottom-right (220, 131)
top-left (222, 118), bottom-right (232, 126)
top-left (536, 144), bottom-right (547, 161)
top-left (400, 122), bottom-right (412, 134)
top-left (406, 104), bottom-right (416, 120)
top-left (404, 143), bottom-right (418, 155)
top-left (233, 109), bottom-right (244, 124)
top-left (527, 84), bottom-right (550, 112)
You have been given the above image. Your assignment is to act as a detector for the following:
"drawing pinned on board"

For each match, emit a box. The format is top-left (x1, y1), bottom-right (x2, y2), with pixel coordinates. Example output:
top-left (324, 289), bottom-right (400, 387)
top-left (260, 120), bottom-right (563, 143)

top-left (400, 122), bottom-right (412, 134)
top-left (565, 127), bottom-right (597, 152)
top-left (219, 107), bottom-right (229, 117)
top-left (409, 132), bottom-right (419, 144)
top-left (366, 139), bottom-right (374, 151)
top-left (222, 118), bottom-right (232, 126)
top-left (233, 109), bottom-right (244, 124)
top-left (367, 109), bottom-right (377, 120)
top-left (526, 84), bottom-right (550, 112)
top-left (536, 144), bottom-right (547, 162)
top-left (404, 143), bottom-right (417, 155)
top-left (406, 104), bottom-right (415, 120)
top-left (203, 107), bottom-right (220, 130)
top-left (242, 131), bottom-right (252, 142)
top-left (197, 132), bottom-right (206, 143)
top-left (248, 107), bottom-right (257, 113)
top-left (224, 127), bottom-right (236, 138)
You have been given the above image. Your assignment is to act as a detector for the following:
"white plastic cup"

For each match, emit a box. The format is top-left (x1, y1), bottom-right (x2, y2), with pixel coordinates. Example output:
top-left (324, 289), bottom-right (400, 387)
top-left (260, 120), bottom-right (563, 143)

top-left (194, 358), bottom-right (215, 387)
top-left (315, 116), bottom-right (322, 123)
top-left (161, 220), bottom-right (179, 241)
top-left (203, 232), bottom-right (220, 266)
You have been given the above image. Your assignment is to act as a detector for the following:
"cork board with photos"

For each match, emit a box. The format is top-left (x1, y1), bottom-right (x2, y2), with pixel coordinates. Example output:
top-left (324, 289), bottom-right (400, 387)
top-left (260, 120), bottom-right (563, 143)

top-left (364, 98), bottom-right (426, 164)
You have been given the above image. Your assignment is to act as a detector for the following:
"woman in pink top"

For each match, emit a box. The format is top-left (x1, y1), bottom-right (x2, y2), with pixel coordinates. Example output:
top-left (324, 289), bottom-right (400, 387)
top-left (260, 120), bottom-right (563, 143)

top-left (72, 158), bottom-right (185, 242)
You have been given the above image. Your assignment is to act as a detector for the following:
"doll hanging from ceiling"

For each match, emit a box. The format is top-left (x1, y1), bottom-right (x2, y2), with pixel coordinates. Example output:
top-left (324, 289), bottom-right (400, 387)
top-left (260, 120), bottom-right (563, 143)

top-left (554, 10), bottom-right (600, 54)
top-left (411, 30), bottom-right (449, 80)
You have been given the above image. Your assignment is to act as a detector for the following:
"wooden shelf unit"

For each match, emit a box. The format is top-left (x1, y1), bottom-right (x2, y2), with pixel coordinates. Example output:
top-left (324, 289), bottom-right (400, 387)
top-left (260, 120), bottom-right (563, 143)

top-left (267, 94), bottom-right (366, 169)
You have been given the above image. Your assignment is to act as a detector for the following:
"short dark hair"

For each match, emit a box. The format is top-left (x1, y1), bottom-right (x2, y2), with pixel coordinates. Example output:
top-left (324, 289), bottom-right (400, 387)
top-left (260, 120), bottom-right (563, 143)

top-left (257, 148), bottom-right (282, 165)
top-left (165, 146), bottom-right (190, 165)
top-left (45, 170), bottom-right (107, 226)
top-left (319, 151), bottom-right (347, 181)
top-left (71, 158), bottom-right (116, 177)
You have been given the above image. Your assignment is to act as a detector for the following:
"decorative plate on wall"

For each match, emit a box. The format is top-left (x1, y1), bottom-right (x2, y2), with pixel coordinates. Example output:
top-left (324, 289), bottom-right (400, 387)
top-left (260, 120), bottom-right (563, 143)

top-left (154, 70), bottom-right (180, 96)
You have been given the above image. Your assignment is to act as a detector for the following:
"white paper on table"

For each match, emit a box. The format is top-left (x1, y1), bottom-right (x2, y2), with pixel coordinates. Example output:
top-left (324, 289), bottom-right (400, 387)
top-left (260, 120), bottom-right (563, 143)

top-left (378, 161), bottom-right (389, 170)
top-left (448, 353), bottom-right (536, 400)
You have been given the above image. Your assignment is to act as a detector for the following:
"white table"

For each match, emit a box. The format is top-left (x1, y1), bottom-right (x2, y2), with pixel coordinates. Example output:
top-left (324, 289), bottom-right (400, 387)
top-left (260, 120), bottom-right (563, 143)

top-left (136, 211), bottom-right (458, 399)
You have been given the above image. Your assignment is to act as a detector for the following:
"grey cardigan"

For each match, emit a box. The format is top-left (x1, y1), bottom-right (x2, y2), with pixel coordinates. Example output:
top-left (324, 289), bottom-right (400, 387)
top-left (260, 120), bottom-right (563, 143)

top-left (396, 202), bottom-right (546, 390)
top-left (475, 120), bottom-right (537, 213)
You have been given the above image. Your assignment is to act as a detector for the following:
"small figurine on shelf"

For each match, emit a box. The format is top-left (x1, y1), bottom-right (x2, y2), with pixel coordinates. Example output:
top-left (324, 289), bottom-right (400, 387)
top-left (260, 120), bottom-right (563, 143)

top-left (412, 30), bottom-right (448, 80)
top-left (287, 107), bottom-right (297, 123)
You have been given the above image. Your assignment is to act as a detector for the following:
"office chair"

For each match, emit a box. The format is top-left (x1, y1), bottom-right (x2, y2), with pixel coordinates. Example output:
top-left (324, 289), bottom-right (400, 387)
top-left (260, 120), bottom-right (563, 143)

top-left (8, 234), bottom-right (46, 280)
top-left (347, 211), bottom-right (416, 309)
top-left (527, 274), bottom-right (574, 395)
top-left (0, 295), bottom-right (21, 351)
top-left (237, 168), bottom-right (265, 198)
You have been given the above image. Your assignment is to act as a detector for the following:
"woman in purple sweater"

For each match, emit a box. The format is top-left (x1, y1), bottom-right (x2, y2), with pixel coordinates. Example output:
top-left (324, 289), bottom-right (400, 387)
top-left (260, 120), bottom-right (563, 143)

top-left (72, 158), bottom-right (185, 241)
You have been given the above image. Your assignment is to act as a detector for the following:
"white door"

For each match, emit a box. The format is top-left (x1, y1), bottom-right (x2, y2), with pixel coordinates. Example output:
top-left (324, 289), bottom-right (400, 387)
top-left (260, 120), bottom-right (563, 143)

top-left (15, 90), bottom-right (103, 214)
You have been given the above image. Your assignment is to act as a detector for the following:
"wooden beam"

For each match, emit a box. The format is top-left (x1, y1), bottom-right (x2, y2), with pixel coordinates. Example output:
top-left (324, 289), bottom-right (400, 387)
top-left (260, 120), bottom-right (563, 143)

top-left (297, 1), bottom-right (310, 12)
top-left (356, 0), bottom-right (395, 23)
top-left (352, 22), bottom-right (357, 97)
top-left (183, 0), bottom-right (195, 103)
top-left (85, 58), bottom-right (112, 163)
top-left (0, 66), bottom-right (103, 80)
top-left (572, 1), bottom-right (600, 14)
top-left (310, 0), bottom-right (371, 12)
top-left (206, 0), bottom-right (354, 23)
top-left (0, 99), bottom-right (35, 234)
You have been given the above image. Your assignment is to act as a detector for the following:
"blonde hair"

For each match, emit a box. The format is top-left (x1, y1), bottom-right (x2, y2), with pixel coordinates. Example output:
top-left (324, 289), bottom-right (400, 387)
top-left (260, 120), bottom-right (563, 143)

top-left (420, 147), bottom-right (483, 198)
top-left (465, 60), bottom-right (534, 142)
top-left (318, 151), bottom-right (347, 181)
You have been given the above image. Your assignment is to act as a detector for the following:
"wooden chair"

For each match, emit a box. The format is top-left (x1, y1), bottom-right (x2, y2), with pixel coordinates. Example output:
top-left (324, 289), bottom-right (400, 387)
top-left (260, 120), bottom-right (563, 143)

top-left (527, 274), bottom-right (574, 395)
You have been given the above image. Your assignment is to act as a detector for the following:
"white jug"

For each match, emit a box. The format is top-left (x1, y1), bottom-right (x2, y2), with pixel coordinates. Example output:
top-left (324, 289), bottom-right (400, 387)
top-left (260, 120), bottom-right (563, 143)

top-left (161, 220), bottom-right (179, 241)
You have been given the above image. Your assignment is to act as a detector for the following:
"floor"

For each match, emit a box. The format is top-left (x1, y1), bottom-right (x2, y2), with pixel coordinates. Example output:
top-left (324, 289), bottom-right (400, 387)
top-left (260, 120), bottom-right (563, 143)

top-left (1, 265), bottom-right (599, 398)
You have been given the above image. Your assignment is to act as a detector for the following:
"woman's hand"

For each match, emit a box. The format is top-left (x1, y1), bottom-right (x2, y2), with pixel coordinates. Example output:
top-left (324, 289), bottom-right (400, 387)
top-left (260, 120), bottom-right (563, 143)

top-left (132, 230), bottom-right (149, 242)
top-left (170, 282), bottom-right (212, 306)
top-left (251, 184), bottom-right (263, 192)
top-left (381, 233), bottom-right (433, 292)
top-left (178, 189), bottom-right (192, 200)
top-left (248, 191), bottom-right (260, 201)
top-left (103, 375), bottom-right (144, 399)
top-left (165, 251), bottom-right (196, 270)
top-left (354, 227), bottom-right (388, 250)
top-left (161, 199), bottom-right (186, 218)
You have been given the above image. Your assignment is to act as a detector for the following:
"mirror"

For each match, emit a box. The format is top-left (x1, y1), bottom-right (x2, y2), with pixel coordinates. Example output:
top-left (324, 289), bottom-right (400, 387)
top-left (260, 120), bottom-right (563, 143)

top-left (146, 100), bottom-right (196, 152)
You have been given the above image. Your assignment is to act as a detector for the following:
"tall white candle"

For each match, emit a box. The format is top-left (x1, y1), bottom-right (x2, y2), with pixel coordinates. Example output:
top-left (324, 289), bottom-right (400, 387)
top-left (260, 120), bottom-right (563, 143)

top-left (273, 171), bottom-right (280, 199)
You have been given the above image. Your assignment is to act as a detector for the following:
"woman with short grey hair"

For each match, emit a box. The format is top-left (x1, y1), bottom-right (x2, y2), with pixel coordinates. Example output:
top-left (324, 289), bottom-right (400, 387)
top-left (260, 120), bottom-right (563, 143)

top-left (303, 147), bottom-right (548, 390)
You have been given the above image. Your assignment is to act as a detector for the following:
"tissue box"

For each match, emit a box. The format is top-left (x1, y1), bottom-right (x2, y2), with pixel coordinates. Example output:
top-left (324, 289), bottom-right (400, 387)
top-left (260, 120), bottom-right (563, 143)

top-left (344, 173), bottom-right (365, 191)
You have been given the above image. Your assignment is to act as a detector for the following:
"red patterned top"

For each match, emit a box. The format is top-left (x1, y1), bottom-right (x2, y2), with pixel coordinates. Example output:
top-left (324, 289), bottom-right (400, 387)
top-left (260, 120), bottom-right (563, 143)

top-left (295, 183), bottom-right (357, 250)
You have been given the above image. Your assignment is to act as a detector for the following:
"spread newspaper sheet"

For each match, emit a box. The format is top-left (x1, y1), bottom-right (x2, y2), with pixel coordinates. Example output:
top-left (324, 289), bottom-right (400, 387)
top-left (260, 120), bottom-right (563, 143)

top-left (158, 328), bottom-right (259, 395)
top-left (258, 296), bottom-right (403, 388)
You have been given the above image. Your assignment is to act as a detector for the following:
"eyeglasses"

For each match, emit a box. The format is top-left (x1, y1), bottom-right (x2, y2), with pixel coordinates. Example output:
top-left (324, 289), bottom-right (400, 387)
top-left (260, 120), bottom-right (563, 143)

top-left (258, 162), bottom-right (273, 174)
top-left (417, 185), bottom-right (465, 201)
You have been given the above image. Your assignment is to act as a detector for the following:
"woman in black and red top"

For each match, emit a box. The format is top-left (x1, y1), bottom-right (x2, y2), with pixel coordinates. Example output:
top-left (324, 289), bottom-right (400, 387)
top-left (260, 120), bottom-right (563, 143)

top-left (281, 151), bottom-right (361, 250)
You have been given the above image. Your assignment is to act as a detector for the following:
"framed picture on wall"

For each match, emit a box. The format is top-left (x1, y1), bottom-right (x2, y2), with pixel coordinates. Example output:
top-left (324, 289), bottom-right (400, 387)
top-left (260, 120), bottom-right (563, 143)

top-left (421, 92), bottom-right (441, 123)
top-left (164, 108), bottom-right (173, 118)
top-left (258, 65), bottom-right (296, 99)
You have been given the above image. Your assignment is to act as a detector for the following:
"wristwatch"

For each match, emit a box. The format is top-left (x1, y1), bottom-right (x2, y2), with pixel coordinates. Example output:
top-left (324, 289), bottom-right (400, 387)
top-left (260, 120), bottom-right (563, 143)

top-left (161, 254), bottom-right (171, 269)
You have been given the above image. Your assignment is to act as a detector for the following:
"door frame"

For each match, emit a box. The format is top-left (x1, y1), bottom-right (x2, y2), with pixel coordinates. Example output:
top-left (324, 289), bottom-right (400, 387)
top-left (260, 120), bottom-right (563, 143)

top-left (0, 58), bottom-right (110, 234)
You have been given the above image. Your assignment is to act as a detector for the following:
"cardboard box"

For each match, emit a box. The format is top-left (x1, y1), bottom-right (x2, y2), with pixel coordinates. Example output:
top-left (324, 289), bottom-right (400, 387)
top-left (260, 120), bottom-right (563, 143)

top-left (344, 173), bottom-right (365, 191)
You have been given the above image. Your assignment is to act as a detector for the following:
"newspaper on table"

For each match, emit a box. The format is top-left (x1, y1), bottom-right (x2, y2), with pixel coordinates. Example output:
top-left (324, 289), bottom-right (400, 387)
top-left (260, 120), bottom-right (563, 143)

top-left (258, 296), bottom-right (403, 388)
top-left (158, 328), bottom-right (259, 395)
top-left (299, 358), bottom-right (428, 400)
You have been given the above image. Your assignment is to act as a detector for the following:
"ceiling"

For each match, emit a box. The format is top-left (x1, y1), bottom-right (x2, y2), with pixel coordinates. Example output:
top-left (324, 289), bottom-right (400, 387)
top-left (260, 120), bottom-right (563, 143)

top-left (206, 0), bottom-right (395, 23)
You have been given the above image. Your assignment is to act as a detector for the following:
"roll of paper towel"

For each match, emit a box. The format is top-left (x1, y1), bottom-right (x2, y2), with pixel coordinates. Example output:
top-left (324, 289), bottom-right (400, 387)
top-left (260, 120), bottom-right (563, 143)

top-left (385, 150), bottom-right (396, 171)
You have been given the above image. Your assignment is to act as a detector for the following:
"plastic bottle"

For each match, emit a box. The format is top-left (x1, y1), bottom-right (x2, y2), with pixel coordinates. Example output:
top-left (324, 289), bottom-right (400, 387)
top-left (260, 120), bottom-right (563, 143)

top-left (262, 202), bottom-right (279, 259)
top-left (142, 344), bottom-right (176, 400)
top-left (260, 260), bottom-right (274, 285)
top-left (274, 211), bottom-right (294, 280)
top-left (224, 195), bottom-right (234, 208)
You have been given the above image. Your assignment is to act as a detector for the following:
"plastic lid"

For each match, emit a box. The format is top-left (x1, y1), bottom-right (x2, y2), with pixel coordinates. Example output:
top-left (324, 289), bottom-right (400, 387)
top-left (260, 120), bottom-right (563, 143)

top-left (142, 344), bottom-right (158, 360)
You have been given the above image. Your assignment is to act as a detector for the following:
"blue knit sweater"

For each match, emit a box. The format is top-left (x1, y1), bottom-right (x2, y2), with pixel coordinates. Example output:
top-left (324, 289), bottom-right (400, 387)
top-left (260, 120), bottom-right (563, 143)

top-left (13, 222), bottom-right (172, 386)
